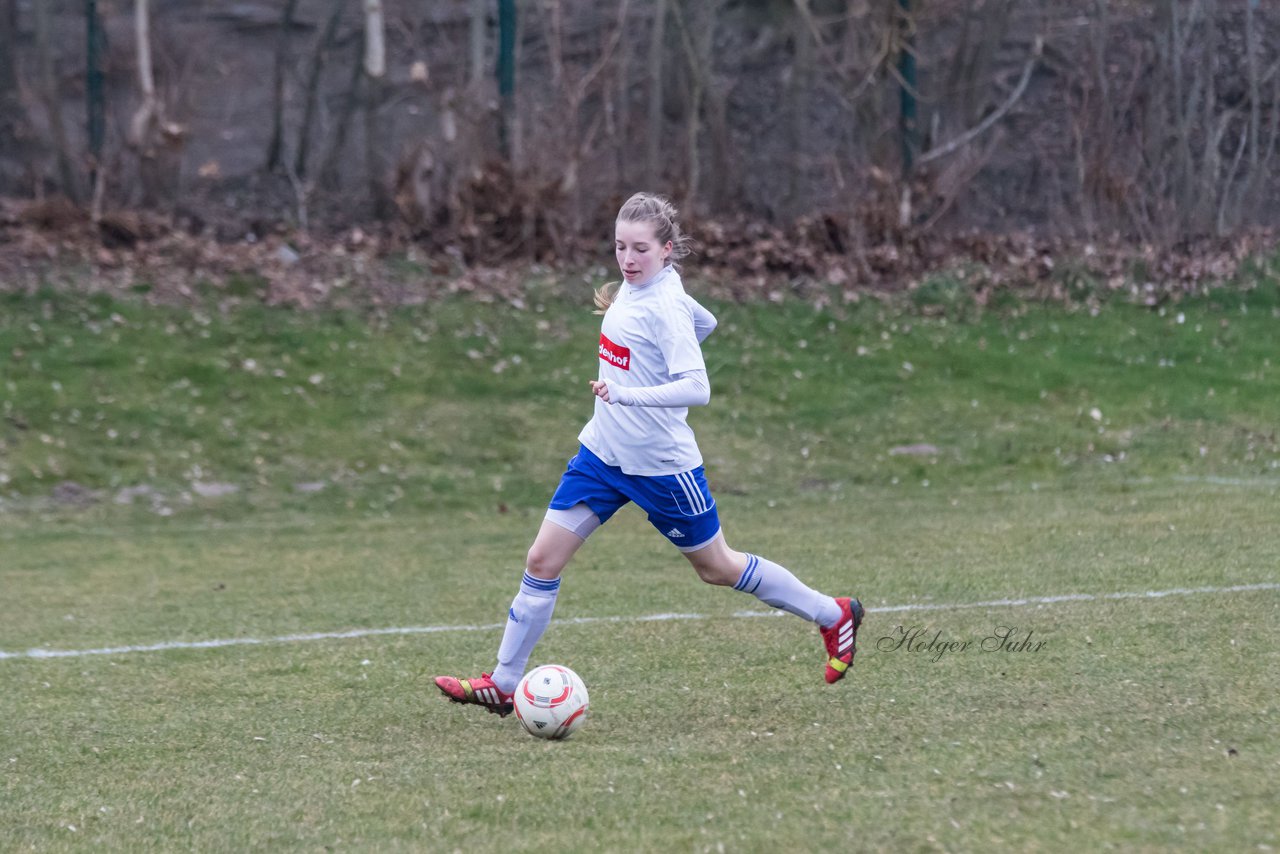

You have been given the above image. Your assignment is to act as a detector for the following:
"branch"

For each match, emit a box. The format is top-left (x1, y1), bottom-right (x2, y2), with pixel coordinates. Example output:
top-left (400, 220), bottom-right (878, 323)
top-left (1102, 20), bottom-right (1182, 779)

top-left (569, 0), bottom-right (629, 107)
top-left (918, 36), bottom-right (1042, 166)
top-left (363, 0), bottom-right (386, 78)
top-left (786, 0), bottom-right (889, 115)
top-left (128, 0), bottom-right (159, 148)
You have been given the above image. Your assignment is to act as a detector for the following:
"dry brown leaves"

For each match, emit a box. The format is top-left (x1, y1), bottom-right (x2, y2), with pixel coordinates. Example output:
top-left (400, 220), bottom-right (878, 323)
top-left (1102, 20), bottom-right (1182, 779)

top-left (0, 195), bottom-right (1274, 311)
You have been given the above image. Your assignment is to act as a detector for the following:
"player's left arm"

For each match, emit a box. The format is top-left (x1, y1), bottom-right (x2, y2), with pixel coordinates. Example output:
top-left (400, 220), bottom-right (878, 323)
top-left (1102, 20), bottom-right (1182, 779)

top-left (690, 298), bottom-right (718, 343)
top-left (592, 368), bottom-right (709, 407)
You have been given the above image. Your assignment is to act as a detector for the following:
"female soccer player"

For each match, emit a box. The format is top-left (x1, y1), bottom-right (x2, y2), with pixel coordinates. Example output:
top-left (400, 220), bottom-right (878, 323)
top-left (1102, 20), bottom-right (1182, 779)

top-left (434, 193), bottom-right (864, 716)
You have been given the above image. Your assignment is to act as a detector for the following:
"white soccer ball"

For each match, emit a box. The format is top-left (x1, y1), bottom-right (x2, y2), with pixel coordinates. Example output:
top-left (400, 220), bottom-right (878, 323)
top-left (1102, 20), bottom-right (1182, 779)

top-left (513, 664), bottom-right (589, 740)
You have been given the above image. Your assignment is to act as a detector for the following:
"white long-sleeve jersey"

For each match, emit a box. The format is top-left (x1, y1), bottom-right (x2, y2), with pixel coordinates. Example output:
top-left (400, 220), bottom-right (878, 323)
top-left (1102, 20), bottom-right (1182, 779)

top-left (577, 266), bottom-right (716, 476)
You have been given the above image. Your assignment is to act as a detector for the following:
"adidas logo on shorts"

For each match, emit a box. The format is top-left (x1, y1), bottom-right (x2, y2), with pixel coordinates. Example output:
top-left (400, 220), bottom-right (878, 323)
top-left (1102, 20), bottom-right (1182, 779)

top-left (665, 527), bottom-right (685, 538)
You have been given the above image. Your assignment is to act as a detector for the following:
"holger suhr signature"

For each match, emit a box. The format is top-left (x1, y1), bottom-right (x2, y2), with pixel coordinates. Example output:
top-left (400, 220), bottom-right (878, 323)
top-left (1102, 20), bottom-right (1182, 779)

top-left (876, 625), bottom-right (1047, 662)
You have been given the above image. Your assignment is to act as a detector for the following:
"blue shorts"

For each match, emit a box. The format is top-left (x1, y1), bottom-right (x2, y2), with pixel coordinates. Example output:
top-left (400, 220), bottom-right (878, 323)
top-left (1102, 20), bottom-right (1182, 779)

top-left (549, 445), bottom-right (721, 551)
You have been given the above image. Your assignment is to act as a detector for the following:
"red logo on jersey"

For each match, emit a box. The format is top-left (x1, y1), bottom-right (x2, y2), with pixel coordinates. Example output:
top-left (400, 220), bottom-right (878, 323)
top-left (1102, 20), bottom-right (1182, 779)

top-left (598, 333), bottom-right (630, 370)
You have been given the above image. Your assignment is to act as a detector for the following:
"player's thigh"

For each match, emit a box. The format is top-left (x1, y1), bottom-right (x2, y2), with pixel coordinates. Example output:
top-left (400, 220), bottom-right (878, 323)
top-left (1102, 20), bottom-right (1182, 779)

top-left (548, 447), bottom-right (630, 527)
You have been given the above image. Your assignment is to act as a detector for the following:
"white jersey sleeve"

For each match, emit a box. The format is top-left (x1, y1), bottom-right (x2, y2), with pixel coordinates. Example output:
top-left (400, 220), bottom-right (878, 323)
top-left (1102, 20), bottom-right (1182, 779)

top-left (690, 297), bottom-right (717, 343)
top-left (609, 368), bottom-right (709, 408)
top-left (648, 288), bottom-right (705, 377)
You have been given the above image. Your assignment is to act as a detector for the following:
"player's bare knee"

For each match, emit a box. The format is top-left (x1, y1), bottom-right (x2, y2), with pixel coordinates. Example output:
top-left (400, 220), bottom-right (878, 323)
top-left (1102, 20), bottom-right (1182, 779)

top-left (525, 546), bottom-right (564, 580)
top-left (686, 552), bottom-right (737, 586)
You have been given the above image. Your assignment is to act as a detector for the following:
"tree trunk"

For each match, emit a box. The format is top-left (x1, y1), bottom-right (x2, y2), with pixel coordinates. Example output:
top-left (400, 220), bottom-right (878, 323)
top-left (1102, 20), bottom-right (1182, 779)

top-left (34, 0), bottom-right (79, 200)
top-left (363, 0), bottom-right (389, 218)
top-left (363, 0), bottom-right (385, 79)
top-left (295, 0), bottom-right (346, 179)
top-left (646, 0), bottom-right (667, 188)
top-left (1244, 0), bottom-right (1260, 174)
top-left (0, 0), bottom-right (28, 172)
top-left (86, 0), bottom-right (105, 197)
top-left (129, 0), bottom-right (158, 148)
top-left (318, 38), bottom-right (364, 192)
top-left (129, 0), bottom-right (171, 207)
top-left (673, 0), bottom-right (714, 211)
top-left (786, 1), bottom-right (813, 216)
top-left (469, 0), bottom-right (487, 90)
top-left (266, 0), bottom-right (302, 173)
top-left (613, 0), bottom-right (632, 192)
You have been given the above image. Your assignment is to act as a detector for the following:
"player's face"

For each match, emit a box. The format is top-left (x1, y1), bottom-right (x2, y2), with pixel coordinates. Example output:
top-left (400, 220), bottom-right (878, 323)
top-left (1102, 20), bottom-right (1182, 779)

top-left (615, 219), bottom-right (672, 286)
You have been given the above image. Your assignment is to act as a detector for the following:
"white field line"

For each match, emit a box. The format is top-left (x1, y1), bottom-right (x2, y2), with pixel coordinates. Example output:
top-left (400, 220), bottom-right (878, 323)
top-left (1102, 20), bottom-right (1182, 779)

top-left (2, 582), bottom-right (1277, 662)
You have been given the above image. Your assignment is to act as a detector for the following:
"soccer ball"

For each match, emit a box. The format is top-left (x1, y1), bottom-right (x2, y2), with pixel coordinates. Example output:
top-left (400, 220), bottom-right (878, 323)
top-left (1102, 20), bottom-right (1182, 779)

top-left (513, 664), bottom-right (589, 740)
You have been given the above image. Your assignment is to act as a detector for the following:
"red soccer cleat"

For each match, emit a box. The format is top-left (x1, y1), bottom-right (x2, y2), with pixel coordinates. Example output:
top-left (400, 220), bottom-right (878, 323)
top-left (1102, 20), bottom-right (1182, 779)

top-left (819, 597), bottom-right (865, 684)
top-left (433, 672), bottom-right (514, 717)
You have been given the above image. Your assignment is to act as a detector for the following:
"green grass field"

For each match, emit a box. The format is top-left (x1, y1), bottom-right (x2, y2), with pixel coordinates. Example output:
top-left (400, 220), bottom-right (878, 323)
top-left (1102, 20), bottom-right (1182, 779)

top-left (2, 273), bottom-right (1279, 850)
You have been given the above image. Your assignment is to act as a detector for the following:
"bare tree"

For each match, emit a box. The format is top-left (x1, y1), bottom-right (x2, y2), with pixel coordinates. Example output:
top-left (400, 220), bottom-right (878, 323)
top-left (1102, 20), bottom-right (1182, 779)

top-left (128, 0), bottom-right (159, 149)
top-left (0, 0), bottom-right (30, 183)
top-left (671, 0), bottom-right (720, 211)
top-left (265, 0), bottom-right (302, 173)
top-left (363, 0), bottom-right (389, 217)
top-left (1067, 0), bottom-right (1278, 242)
top-left (5, 0), bottom-right (1277, 248)
top-left (86, 0), bottom-right (105, 200)
top-left (608, 0), bottom-right (634, 191)
top-left (786, 0), bottom-right (816, 215)
top-left (469, 0), bottom-right (487, 90)
top-left (645, 0), bottom-right (667, 188)
top-left (33, 0), bottom-right (79, 200)
top-left (532, 0), bottom-right (628, 235)
top-left (318, 40), bottom-right (365, 193)
top-left (125, 0), bottom-right (162, 211)
top-left (295, 0), bottom-right (347, 179)
top-left (918, 38), bottom-right (1041, 167)
top-left (124, 0), bottom-right (190, 211)
top-left (1230, 0), bottom-right (1278, 230)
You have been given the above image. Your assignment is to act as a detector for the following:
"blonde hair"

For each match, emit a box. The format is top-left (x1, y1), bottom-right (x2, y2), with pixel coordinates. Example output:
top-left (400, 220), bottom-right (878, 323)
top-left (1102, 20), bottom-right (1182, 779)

top-left (594, 192), bottom-right (694, 313)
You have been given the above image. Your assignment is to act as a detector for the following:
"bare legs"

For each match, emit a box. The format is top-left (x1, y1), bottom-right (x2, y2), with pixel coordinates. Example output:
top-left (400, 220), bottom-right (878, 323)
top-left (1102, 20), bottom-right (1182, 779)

top-left (525, 518), bottom-right (590, 580)
top-left (494, 514), bottom-right (839, 694)
top-left (687, 531), bottom-right (841, 626)
top-left (681, 531), bottom-right (749, 585)
top-left (489, 518), bottom-right (588, 692)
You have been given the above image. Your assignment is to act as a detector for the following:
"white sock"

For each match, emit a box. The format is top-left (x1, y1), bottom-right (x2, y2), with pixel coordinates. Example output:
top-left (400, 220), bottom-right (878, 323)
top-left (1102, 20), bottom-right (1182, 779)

top-left (491, 572), bottom-right (560, 694)
top-left (734, 553), bottom-right (842, 627)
